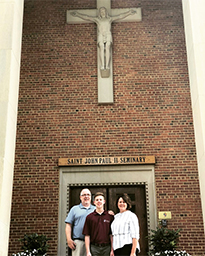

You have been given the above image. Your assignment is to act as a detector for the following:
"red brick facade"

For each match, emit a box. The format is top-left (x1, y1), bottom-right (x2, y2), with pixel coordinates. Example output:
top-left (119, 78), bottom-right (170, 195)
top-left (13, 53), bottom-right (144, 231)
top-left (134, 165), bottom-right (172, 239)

top-left (9, 0), bottom-right (205, 255)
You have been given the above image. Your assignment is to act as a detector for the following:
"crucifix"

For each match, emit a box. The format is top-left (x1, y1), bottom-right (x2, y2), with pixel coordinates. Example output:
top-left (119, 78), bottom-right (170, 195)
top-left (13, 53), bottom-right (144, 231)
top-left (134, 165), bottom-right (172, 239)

top-left (67, 0), bottom-right (142, 103)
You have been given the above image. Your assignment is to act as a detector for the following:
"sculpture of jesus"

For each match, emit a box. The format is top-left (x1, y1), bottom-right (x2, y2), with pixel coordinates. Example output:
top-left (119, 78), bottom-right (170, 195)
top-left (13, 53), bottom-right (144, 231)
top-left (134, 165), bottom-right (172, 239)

top-left (71, 7), bottom-right (136, 72)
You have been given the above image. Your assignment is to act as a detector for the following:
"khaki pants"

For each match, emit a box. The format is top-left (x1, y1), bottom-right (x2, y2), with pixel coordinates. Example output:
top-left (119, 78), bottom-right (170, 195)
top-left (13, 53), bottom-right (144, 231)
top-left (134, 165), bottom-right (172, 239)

top-left (72, 239), bottom-right (86, 256)
top-left (90, 244), bottom-right (111, 256)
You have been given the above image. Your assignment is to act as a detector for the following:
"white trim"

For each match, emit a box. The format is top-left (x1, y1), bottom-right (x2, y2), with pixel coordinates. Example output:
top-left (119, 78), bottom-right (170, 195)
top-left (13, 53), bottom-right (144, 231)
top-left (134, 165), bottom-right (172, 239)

top-left (182, 0), bottom-right (205, 232)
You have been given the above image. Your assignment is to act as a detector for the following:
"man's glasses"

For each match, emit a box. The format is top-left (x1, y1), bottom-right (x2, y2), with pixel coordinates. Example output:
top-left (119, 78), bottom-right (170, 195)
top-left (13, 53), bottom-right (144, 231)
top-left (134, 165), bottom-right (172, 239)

top-left (81, 194), bottom-right (91, 197)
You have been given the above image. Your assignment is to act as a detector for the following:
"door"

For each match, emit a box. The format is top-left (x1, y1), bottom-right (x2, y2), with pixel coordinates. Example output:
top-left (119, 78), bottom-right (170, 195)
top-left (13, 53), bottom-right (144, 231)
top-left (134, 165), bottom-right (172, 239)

top-left (68, 185), bottom-right (148, 255)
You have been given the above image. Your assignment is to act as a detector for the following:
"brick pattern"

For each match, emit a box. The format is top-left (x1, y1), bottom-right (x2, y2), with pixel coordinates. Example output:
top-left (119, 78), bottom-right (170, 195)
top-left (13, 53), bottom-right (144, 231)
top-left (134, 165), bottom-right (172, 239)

top-left (9, 0), bottom-right (205, 255)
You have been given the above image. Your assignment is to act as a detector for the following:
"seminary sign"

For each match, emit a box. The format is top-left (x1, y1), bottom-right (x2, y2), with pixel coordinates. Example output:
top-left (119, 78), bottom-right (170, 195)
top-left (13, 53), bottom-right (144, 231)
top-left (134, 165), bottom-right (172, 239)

top-left (58, 156), bottom-right (155, 166)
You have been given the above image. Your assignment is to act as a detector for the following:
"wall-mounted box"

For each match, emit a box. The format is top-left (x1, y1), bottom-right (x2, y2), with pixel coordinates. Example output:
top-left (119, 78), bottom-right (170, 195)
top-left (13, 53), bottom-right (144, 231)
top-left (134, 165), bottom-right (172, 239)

top-left (158, 211), bottom-right (172, 219)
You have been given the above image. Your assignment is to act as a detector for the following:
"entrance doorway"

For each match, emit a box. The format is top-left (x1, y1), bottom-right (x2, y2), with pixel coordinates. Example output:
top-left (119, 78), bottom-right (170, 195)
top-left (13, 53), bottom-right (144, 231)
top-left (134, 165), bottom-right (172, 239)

top-left (58, 164), bottom-right (157, 256)
top-left (68, 185), bottom-right (148, 255)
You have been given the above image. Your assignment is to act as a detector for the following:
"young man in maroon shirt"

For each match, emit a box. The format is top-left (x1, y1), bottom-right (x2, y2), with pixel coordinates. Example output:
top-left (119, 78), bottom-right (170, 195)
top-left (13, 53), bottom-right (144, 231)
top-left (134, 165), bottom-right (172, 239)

top-left (83, 192), bottom-right (114, 256)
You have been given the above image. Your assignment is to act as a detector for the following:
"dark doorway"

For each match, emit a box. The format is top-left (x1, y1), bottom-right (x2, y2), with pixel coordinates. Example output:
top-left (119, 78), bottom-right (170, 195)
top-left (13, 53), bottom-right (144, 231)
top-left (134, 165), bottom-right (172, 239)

top-left (68, 184), bottom-right (148, 255)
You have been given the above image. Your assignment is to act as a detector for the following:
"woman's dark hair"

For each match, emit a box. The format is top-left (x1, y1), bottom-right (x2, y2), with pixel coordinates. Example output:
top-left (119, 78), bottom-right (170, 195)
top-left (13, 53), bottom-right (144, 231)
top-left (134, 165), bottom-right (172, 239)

top-left (116, 193), bottom-right (132, 210)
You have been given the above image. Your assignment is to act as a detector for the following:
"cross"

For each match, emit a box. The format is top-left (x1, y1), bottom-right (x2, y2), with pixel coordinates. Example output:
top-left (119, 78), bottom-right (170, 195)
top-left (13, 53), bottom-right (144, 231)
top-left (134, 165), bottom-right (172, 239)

top-left (67, 0), bottom-right (142, 103)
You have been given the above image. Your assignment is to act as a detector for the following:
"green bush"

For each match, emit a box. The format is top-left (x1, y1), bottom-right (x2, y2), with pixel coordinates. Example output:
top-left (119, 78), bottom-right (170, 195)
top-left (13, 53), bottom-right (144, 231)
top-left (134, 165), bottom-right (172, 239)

top-left (148, 227), bottom-right (181, 254)
top-left (17, 233), bottom-right (50, 255)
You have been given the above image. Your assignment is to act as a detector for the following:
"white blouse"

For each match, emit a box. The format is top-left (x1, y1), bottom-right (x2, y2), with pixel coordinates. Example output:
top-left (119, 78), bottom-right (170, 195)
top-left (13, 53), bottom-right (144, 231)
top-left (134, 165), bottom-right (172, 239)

top-left (111, 210), bottom-right (140, 251)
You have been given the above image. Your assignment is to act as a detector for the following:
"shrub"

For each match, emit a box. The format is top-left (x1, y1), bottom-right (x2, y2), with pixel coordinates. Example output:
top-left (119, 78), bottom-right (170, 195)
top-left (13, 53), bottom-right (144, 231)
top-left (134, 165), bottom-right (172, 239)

top-left (148, 227), bottom-right (180, 254)
top-left (12, 233), bottom-right (50, 256)
top-left (147, 227), bottom-right (191, 256)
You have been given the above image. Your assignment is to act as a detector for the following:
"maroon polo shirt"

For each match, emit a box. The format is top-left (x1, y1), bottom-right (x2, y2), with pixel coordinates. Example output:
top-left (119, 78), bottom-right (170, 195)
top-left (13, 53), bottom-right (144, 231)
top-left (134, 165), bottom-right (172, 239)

top-left (82, 210), bottom-right (114, 244)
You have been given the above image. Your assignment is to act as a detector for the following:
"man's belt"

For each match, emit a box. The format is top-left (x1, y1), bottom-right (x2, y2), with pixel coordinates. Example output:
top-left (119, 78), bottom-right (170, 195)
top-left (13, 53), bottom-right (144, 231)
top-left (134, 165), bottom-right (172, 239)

top-left (74, 238), bottom-right (85, 241)
top-left (91, 242), bottom-right (110, 247)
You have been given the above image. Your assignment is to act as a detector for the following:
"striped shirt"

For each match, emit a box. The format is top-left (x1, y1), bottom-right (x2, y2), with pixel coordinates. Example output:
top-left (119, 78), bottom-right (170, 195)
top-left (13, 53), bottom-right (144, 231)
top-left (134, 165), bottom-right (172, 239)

top-left (111, 210), bottom-right (140, 251)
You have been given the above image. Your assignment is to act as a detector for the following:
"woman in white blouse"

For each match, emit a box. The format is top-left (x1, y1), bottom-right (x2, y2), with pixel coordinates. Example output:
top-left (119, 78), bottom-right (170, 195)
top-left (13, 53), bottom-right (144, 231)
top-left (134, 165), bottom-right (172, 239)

top-left (111, 193), bottom-right (140, 256)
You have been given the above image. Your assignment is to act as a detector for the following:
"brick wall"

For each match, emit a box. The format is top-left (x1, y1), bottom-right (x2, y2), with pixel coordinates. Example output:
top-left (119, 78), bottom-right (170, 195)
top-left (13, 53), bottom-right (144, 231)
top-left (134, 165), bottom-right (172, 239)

top-left (9, 0), bottom-right (205, 255)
